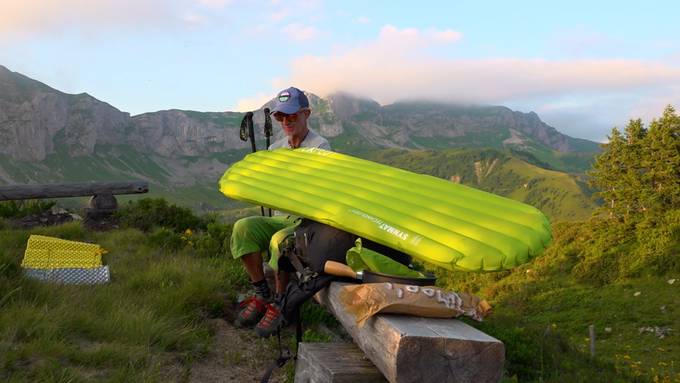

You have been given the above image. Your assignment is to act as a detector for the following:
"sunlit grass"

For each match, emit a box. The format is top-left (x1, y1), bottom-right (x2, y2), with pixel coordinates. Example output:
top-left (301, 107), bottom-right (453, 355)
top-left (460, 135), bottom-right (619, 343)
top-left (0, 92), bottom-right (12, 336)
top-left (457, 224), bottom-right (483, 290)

top-left (0, 222), bottom-right (242, 381)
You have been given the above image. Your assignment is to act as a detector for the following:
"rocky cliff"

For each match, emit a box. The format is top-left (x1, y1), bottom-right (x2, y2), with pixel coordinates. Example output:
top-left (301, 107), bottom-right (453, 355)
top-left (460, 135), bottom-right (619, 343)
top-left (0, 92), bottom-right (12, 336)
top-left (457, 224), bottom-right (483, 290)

top-left (0, 66), bottom-right (131, 161)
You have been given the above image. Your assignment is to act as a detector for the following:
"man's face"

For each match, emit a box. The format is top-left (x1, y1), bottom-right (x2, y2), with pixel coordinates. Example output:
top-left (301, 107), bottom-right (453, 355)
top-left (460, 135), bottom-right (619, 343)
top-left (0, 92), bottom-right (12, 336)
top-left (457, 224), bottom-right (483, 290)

top-left (273, 108), bottom-right (311, 137)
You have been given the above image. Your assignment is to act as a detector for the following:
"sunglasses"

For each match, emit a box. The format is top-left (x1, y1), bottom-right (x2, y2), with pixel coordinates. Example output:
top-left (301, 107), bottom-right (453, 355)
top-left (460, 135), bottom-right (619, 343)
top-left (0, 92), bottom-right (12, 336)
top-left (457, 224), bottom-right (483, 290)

top-left (273, 109), bottom-right (308, 123)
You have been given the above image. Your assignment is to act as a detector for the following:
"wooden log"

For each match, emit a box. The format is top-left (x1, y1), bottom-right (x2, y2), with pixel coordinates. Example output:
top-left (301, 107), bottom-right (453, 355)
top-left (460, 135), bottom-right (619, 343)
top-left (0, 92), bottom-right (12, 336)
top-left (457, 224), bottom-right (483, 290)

top-left (295, 342), bottom-right (387, 383)
top-left (315, 282), bottom-right (505, 383)
top-left (0, 181), bottom-right (148, 201)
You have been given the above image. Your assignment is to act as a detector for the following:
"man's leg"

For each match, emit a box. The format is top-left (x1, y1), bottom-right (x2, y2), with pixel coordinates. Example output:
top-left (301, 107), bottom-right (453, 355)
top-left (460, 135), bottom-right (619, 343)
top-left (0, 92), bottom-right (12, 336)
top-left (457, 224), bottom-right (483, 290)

top-left (241, 251), bottom-right (265, 283)
top-left (230, 215), bottom-right (297, 327)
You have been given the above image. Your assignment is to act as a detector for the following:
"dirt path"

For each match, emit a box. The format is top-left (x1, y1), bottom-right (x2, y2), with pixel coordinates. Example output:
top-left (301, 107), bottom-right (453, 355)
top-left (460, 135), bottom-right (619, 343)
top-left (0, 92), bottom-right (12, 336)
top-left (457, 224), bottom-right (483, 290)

top-left (188, 318), bottom-right (293, 383)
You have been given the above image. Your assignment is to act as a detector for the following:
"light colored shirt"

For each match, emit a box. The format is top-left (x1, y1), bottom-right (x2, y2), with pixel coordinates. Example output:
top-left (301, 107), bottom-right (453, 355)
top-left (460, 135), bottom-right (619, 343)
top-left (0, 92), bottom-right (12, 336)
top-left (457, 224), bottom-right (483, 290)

top-left (267, 128), bottom-right (331, 216)
top-left (268, 128), bottom-right (331, 150)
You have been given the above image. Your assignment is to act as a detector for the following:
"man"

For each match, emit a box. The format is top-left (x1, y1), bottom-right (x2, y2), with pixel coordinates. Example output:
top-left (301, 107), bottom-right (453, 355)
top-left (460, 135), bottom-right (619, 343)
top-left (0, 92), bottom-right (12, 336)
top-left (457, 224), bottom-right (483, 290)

top-left (230, 86), bottom-right (330, 336)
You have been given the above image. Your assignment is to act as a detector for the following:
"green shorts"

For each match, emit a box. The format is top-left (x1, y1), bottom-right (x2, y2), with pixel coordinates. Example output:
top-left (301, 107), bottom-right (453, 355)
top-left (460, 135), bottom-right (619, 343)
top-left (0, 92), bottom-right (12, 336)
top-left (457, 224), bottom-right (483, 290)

top-left (230, 215), bottom-right (300, 271)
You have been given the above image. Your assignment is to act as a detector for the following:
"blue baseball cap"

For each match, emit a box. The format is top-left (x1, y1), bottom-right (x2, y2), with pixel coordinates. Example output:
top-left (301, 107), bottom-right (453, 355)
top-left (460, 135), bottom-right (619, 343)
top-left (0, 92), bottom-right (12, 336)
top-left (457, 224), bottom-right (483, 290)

top-left (271, 87), bottom-right (309, 114)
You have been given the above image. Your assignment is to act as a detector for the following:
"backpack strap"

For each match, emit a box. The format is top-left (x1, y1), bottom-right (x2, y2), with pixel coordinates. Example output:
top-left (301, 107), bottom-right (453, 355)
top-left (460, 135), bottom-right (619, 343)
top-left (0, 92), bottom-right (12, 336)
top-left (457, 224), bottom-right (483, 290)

top-left (260, 307), bottom-right (303, 383)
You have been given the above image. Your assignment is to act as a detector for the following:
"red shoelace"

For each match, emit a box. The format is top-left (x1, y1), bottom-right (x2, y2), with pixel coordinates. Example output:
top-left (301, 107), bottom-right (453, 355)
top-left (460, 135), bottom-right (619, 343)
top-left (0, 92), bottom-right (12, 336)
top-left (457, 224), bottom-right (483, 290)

top-left (258, 303), bottom-right (281, 328)
top-left (239, 296), bottom-right (267, 318)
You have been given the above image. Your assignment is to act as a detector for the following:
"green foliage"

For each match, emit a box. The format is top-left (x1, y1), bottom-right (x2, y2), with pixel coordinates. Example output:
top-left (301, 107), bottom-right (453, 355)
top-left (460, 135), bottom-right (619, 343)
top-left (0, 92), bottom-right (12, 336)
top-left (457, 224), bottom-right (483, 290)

top-left (147, 227), bottom-right (185, 251)
top-left (589, 106), bottom-right (680, 223)
top-left (0, 200), bottom-right (55, 219)
top-left (116, 198), bottom-right (206, 233)
top-left (193, 222), bottom-right (232, 258)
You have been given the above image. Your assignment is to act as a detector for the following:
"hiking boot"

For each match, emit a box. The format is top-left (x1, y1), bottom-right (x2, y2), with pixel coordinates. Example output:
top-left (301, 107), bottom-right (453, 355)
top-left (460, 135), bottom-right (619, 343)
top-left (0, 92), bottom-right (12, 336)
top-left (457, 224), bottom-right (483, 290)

top-left (255, 303), bottom-right (286, 338)
top-left (234, 295), bottom-right (269, 328)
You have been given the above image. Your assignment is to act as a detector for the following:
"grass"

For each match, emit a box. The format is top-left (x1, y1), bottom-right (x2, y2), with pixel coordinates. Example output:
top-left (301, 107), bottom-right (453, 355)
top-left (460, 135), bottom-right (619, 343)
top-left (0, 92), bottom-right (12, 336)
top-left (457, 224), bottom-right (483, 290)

top-left (1, 202), bottom-right (676, 381)
top-left (436, 216), bottom-right (680, 382)
top-left (0, 214), bottom-right (341, 382)
top-left (0, 222), bottom-right (244, 382)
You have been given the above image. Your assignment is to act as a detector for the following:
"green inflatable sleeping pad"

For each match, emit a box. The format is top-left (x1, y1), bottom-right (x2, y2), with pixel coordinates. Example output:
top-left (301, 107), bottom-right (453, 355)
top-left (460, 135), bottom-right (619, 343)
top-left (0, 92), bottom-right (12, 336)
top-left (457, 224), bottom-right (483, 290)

top-left (219, 148), bottom-right (552, 272)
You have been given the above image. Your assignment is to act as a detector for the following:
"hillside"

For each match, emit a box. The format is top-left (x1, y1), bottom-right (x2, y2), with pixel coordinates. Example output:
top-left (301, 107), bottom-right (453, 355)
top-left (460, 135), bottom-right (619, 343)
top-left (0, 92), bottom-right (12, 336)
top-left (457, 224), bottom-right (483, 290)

top-left (0, 145), bottom-right (595, 221)
top-left (371, 148), bottom-right (596, 221)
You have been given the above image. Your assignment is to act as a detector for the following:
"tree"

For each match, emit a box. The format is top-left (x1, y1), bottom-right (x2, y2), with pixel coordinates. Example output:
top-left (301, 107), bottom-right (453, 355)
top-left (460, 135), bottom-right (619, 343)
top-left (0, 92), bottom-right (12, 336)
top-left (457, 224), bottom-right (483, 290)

top-left (644, 106), bottom-right (680, 213)
top-left (590, 106), bottom-right (680, 222)
top-left (589, 127), bottom-right (627, 219)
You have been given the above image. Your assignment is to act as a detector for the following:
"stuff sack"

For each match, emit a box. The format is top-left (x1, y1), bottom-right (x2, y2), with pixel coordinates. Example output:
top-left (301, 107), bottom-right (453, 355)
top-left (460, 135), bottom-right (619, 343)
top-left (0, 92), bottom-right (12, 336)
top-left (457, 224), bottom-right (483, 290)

top-left (339, 282), bottom-right (493, 327)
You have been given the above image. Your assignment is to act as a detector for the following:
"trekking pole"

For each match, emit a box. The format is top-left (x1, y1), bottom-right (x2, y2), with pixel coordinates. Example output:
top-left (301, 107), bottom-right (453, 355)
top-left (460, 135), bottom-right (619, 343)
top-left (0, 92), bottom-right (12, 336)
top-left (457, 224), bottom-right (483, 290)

top-left (238, 111), bottom-right (257, 152)
top-left (263, 108), bottom-right (273, 217)
top-left (246, 112), bottom-right (257, 152)
top-left (238, 111), bottom-right (265, 216)
top-left (264, 108), bottom-right (273, 149)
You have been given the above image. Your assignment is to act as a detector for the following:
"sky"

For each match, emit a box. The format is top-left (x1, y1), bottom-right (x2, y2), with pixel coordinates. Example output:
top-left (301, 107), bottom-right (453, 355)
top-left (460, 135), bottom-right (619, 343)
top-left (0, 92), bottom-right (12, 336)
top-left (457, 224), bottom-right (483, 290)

top-left (1, 0), bottom-right (680, 142)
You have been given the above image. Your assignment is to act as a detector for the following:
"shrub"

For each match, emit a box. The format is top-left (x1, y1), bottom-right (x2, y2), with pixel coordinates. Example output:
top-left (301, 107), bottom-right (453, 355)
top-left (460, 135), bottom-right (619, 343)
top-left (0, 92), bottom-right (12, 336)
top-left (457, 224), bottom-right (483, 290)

top-left (147, 228), bottom-right (184, 251)
top-left (0, 200), bottom-right (55, 219)
top-left (116, 198), bottom-right (205, 233)
top-left (194, 222), bottom-right (232, 258)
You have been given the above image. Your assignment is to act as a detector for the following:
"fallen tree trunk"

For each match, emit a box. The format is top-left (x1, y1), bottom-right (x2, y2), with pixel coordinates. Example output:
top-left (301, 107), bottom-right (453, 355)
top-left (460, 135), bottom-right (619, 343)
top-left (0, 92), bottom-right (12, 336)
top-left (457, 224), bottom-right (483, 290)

top-left (315, 282), bottom-right (504, 383)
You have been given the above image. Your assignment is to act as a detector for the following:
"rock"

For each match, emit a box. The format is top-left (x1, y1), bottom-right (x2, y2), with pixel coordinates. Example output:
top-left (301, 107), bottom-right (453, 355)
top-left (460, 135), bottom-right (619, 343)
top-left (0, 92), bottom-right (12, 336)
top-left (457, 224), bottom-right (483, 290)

top-left (638, 326), bottom-right (672, 339)
top-left (50, 206), bottom-right (69, 215)
top-left (11, 210), bottom-right (74, 228)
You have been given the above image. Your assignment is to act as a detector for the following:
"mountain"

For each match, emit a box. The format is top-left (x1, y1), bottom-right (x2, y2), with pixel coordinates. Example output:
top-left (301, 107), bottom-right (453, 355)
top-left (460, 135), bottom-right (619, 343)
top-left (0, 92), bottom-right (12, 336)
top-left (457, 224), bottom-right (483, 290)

top-left (0, 65), bottom-right (249, 161)
top-left (0, 65), bottom-right (600, 218)
top-left (0, 65), bottom-right (131, 161)
top-left (0, 65), bottom-right (599, 163)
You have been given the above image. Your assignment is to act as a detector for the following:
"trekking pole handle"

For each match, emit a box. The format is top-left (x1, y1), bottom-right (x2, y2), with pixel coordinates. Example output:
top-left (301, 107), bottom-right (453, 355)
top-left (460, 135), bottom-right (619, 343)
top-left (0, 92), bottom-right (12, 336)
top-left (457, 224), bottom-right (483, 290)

top-left (323, 261), bottom-right (359, 279)
top-left (245, 112), bottom-right (256, 152)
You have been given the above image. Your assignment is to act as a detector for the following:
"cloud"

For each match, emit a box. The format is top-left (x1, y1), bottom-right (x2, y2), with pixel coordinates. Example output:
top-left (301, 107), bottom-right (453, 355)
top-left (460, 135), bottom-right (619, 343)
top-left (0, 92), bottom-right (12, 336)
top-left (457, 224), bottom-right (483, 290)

top-left (283, 23), bottom-right (319, 41)
top-left (284, 26), bottom-right (680, 106)
top-left (0, 0), bottom-right (183, 38)
top-left (235, 93), bottom-right (274, 112)
top-left (0, 0), bottom-right (243, 39)
top-left (431, 29), bottom-right (463, 43)
top-left (264, 25), bottom-right (680, 140)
